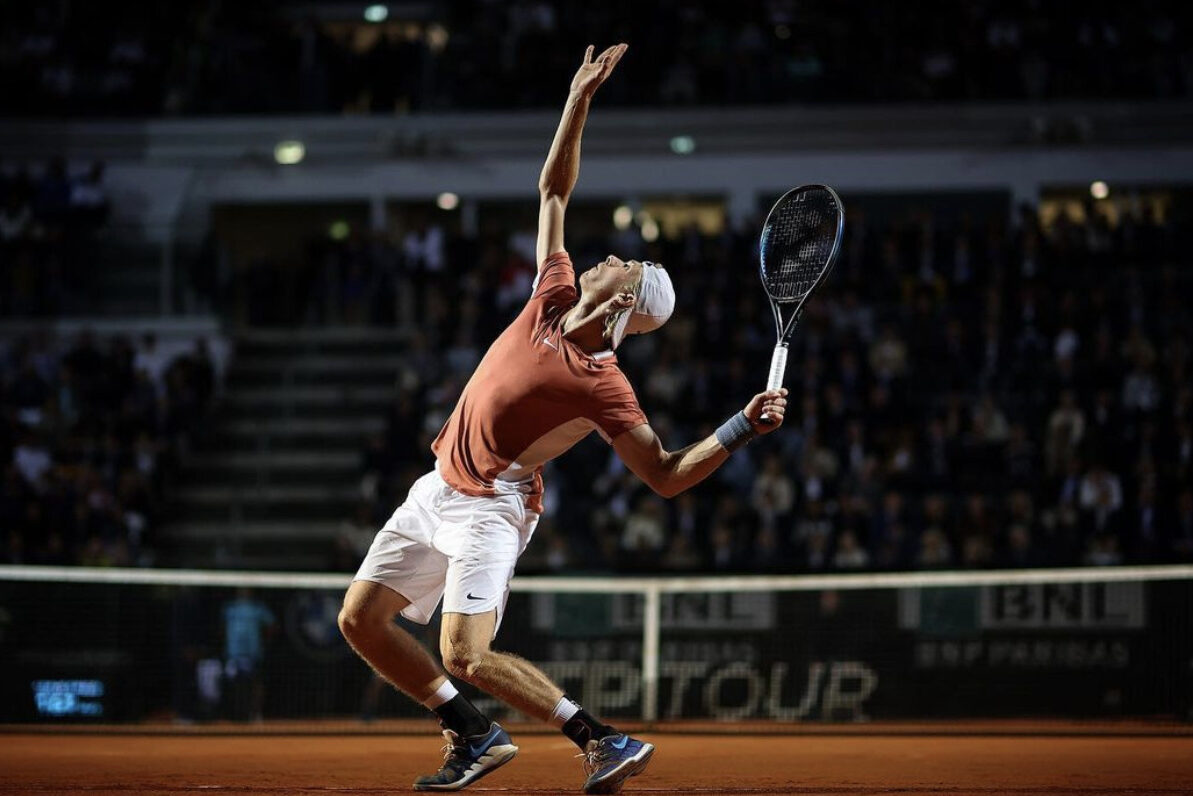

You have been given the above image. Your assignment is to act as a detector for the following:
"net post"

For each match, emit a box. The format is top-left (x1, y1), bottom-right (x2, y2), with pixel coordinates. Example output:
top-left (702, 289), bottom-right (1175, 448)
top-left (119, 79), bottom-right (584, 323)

top-left (641, 583), bottom-right (661, 723)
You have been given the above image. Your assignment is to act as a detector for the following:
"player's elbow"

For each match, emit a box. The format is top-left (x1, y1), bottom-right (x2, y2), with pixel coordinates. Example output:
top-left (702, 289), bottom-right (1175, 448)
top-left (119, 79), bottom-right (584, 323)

top-left (657, 481), bottom-right (688, 499)
top-left (647, 462), bottom-right (685, 499)
top-left (645, 478), bottom-right (677, 499)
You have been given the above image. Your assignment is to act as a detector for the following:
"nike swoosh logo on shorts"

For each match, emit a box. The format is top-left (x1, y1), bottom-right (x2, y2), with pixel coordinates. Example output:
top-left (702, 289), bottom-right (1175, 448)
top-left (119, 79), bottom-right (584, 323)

top-left (541, 338), bottom-right (558, 350)
top-left (466, 592), bottom-right (485, 601)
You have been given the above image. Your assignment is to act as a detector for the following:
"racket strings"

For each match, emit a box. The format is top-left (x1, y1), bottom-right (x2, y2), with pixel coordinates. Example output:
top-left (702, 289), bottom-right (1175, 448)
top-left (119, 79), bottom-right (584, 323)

top-left (761, 193), bottom-right (839, 303)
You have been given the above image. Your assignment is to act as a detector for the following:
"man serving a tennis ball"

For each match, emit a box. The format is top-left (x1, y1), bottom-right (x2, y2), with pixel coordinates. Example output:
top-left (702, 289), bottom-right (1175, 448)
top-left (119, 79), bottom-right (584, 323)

top-left (337, 42), bottom-right (788, 793)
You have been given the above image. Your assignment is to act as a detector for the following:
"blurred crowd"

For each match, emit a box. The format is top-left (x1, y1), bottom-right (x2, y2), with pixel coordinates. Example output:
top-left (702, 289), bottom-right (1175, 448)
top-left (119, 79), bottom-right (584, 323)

top-left (0, 332), bottom-right (218, 566)
top-left (330, 195), bottom-right (1193, 574)
top-left (5, 184), bottom-right (1193, 574)
top-left (0, 157), bottom-right (111, 317)
top-left (3, 0), bottom-right (1191, 117)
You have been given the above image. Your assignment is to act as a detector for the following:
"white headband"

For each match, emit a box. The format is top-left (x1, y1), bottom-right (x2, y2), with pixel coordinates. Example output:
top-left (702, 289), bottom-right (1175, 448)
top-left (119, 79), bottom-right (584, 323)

top-left (610, 261), bottom-right (675, 349)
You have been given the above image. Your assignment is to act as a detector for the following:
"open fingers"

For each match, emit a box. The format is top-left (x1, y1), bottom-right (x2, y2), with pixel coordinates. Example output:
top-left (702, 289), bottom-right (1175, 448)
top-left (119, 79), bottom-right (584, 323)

top-left (596, 44), bottom-right (620, 62)
top-left (607, 43), bottom-right (628, 72)
top-left (584, 45), bottom-right (595, 64)
top-left (597, 43), bottom-right (627, 74)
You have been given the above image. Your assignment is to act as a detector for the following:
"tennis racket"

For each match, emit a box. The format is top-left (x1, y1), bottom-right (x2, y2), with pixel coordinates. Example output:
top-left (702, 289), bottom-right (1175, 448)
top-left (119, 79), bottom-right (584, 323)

top-left (759, 185), bottom-right (845, 420)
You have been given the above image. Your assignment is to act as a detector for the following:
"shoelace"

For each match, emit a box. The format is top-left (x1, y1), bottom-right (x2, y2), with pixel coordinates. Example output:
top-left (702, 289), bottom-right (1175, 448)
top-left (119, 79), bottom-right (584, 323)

top-left (576, 739), bottom-right (613, 777)
top-left (437, 730), bottom-right (470, 772)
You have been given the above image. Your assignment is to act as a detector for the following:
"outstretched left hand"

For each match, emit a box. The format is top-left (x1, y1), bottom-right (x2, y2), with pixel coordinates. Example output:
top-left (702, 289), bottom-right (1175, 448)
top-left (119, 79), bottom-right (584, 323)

top-left (570, 43), bottom-right (628, 98)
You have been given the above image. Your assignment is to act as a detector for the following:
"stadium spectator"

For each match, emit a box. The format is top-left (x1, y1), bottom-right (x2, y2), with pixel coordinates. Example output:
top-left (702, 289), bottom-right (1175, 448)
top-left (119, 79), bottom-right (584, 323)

top-left (0, 332), bottom-right (219, 566)
top-left (0, 156), bottom-right (115, 317)
top-left (620, 495), bottom-right (669, 570)
top-left (833, 530), bottom-right (870, 570)
top-left (1172, 489), bottom-right (1193, 561)
top-left (1079, 462), bottom-right (1124, 535)
top-left (8, 149), bottom-right (1189, 577)
top-left (221, 587), bottom-right (276, 722)
top-left (2, 2), bottom-right (1191, 117)
top-left (286, 180), bottom-right (1190, 576)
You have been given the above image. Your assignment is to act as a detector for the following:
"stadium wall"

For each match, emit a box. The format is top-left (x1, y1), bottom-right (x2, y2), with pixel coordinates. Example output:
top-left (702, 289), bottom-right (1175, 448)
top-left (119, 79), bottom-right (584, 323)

top-left (5, 103), bottom-right (1193, 244)
top-left (63, 145), bottom-right (1193, 247)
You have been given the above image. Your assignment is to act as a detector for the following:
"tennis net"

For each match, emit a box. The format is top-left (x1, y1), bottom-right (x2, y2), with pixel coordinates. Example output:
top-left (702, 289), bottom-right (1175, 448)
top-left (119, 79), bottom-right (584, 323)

top-left (1, 565), bottom-right (1190, 726)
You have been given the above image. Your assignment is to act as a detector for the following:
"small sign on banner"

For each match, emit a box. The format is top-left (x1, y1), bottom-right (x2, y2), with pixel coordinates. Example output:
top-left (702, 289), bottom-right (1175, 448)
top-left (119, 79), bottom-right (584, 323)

top-left (613, 592), bottom-right (777, 631)
top-left (980, 582), bottom-right (1145, 629)
top-left (899, 581), bottom-right (1147, 632)
top-left (530, 592), bottom-right (777, 633)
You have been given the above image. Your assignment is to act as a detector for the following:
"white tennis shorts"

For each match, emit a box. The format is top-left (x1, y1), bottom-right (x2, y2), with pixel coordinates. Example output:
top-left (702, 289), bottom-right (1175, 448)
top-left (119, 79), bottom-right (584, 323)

top-left (353, 466), bottom-right (539, 631)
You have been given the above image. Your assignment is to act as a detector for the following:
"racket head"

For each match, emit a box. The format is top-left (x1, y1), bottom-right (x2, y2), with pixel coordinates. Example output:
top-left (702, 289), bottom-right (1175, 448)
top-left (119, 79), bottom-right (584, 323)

top-left (758, 184), bottom-right (845, 306)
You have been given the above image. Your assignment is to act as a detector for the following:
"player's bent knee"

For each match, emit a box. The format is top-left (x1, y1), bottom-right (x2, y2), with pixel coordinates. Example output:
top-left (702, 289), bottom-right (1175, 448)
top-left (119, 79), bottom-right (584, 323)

top-left (337, 606), bottom-right (368, 642)
top-left (338, 581), bottom-right (408, 645)
top-left (337, 601), bottom-right (387, 644)
top-left (441, 648), bottom-right (487, 683)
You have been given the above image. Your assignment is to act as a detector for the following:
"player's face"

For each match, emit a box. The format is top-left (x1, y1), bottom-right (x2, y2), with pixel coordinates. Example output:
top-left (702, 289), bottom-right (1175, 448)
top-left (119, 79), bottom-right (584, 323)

top-left (580, 255), bottom-right (642, 300)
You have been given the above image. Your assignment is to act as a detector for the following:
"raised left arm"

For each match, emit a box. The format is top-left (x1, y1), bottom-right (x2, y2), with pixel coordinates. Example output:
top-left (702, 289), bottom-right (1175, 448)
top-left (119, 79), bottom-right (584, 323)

top-left (536, 43), bottom-right (627, 267)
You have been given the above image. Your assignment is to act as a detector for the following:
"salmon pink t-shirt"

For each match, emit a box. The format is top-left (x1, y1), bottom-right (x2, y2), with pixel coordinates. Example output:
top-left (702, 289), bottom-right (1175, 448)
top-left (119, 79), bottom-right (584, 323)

top-left (431, 251), bottom-right (647, 513)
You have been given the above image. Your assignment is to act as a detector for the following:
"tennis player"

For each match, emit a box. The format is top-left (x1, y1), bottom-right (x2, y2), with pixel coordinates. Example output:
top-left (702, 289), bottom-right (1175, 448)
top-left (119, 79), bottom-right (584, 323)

top-left (338, 43), bottom-right (787, 793)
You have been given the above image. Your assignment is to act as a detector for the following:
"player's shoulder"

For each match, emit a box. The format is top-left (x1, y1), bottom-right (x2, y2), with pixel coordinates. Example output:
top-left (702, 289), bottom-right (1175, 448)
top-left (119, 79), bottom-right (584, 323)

top-left (541, 250), bottom-right (572, 270)
top-left (529, 254), bottom-right (575, 319)
top-left (531, 250), bottom-right (575, 299)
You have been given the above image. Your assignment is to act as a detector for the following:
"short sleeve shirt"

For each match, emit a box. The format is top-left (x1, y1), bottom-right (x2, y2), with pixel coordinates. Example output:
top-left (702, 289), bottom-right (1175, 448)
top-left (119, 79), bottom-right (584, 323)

top-left (431, 251), bottom-right (647, 512)
top-left (223, 599), bottom-right (275, 662)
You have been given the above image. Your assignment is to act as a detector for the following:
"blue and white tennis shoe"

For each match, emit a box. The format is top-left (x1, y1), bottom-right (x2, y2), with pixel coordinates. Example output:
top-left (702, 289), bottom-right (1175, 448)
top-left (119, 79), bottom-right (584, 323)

top-left (412, 722), bottom-right (518, 791)
top-left (580, 733), bottom-right (655, 793)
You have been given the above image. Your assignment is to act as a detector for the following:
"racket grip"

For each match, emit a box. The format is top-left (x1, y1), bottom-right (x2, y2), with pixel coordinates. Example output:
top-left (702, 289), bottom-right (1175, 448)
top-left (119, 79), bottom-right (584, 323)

top-left (765, 343), bottom-right (788, 392)
top-left (761, 344), bottom-right (788, 423)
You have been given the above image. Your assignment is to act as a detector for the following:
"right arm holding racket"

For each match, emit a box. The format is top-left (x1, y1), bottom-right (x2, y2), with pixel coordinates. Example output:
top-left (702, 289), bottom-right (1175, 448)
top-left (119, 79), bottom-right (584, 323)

top-left (613, 389), bottom-right (788, 498)
top-left (614, 185), bottom-right (843, 496)
top-left (536, 43), bottom-right (627, 266)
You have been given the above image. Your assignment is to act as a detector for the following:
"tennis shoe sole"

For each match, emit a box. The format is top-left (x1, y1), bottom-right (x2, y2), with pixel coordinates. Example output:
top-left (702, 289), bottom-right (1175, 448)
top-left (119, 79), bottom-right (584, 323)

top-left (412, 743), bottom-right (518, 792)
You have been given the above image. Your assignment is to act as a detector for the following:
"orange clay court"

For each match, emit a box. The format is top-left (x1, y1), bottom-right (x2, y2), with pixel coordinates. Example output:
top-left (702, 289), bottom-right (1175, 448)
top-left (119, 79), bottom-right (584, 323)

top-left (3, 723), bottom-right (1192, 795)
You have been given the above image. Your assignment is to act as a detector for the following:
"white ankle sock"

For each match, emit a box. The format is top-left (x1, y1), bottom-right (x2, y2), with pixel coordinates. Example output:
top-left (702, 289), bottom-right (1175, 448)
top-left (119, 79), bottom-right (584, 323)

top-left (549, 696), bottom-right (580, 728)
top-left (422, 680), bottom-right (459, 710)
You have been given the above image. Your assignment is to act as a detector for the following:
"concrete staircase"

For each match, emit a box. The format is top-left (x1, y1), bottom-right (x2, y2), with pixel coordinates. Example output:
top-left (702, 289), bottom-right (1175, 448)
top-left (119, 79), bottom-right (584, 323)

top-left (166, 328), bottom-right (408, 569)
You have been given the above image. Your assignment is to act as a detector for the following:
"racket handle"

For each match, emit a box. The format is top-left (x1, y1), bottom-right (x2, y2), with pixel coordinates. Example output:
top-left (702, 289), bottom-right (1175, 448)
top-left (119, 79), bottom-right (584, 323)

top-left (766, 343), bottom-right (788, 392)
top-left (761, 343), bottom-right (788, 423)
